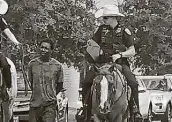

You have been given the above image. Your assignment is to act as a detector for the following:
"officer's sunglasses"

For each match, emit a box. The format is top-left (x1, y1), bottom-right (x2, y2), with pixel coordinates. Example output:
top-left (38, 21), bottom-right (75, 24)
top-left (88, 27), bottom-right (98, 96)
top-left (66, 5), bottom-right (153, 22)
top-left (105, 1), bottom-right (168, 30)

top-left (103, 16), bottom-right (117, 20)
top-left (103, 16), bottom-right (112, 20)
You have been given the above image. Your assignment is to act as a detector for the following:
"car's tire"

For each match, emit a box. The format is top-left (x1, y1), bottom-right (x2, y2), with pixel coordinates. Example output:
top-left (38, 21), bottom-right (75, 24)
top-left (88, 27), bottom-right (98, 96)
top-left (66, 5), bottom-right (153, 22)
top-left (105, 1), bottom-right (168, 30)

top-left (162, 103), bottom-right (171, 122)
top-left (144, 105), bottom-right (153, 122)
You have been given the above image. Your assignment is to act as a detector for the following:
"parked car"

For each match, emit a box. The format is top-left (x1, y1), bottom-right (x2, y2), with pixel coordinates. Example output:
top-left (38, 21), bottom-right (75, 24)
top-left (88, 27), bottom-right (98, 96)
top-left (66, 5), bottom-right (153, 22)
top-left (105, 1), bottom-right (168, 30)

top-left (137, 74), bottom-right (172, 122)
top-left (136, 76), bottom-right (151, 121)
top-left (13, 73), bottom-right (68, 122)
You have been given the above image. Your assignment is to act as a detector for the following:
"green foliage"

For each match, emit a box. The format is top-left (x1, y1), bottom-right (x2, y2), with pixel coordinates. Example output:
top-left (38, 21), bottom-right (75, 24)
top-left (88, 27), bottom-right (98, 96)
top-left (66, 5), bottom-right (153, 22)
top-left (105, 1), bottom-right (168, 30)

top-left (4, 0), bottom-right (96, 69)
top-left (123, 0), bottom-right (172, 75)
top-left (3, 0), bottom-right (172, 74)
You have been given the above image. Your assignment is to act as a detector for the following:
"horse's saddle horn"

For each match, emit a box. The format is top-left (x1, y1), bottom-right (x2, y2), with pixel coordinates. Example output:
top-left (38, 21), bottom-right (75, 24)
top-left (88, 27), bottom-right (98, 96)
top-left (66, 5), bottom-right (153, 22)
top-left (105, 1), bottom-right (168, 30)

top-left (109, 63), bottom-right (122, 73)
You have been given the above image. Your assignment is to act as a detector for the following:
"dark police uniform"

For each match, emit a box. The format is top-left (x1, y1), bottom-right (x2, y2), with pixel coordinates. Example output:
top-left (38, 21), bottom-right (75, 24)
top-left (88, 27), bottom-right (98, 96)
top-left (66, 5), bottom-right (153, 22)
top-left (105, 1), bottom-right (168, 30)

top-left (0, 17), bottom-right (8, 32)
top-left (0, 52), bottom-right (11, 102)
top-left (0, 17), bottom-right (12, 101)
top-left (82, 24), bottom-right (140, 120)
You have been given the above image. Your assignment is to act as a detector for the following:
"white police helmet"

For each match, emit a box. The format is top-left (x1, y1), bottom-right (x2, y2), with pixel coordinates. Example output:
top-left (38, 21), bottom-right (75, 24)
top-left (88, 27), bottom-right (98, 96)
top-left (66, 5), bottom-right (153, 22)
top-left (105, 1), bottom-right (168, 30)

top-left (0, 0), bottom-right (8, 15)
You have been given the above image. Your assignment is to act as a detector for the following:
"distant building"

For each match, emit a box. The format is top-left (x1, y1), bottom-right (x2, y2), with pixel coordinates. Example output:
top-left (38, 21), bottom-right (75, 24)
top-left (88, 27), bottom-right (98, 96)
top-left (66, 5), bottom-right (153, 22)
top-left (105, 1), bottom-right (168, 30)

top-left (63, 64), bottom-right (80, 108)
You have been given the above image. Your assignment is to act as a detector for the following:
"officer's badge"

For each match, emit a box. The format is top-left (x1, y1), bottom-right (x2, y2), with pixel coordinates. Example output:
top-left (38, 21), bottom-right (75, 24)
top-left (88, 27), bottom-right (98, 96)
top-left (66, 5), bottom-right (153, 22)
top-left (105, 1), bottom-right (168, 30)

top-left (124, 28), bottom-right (132, 35)
top-left (102, 27), bottom-right (109, 35)
top-left (116, 27), bottom-right (122, 34)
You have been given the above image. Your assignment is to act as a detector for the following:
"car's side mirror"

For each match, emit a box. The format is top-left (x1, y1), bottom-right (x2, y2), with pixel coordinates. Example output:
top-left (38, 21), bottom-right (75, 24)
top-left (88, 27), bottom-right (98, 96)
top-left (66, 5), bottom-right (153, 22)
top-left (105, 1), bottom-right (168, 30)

top-left (169, 87), bottom-right (172, 91)
top-left (138, 87), bottom-right (146, 93)
top-left (60, 88), bottom-right (67, 92)
top-left (78, 88), bottom-right (82, 93)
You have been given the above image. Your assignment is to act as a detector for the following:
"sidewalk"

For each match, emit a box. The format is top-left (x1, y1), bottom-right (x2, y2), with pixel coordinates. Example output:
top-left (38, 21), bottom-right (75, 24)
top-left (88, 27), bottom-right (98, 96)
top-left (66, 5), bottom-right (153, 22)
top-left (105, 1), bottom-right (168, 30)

top-left (68, 107), bottom-right (77, 122)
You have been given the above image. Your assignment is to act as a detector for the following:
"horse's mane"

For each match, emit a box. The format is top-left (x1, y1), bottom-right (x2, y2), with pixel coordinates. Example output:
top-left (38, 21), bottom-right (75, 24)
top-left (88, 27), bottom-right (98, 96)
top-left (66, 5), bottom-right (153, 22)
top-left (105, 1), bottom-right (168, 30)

top-left (94, 64), bottom-right (125, 85)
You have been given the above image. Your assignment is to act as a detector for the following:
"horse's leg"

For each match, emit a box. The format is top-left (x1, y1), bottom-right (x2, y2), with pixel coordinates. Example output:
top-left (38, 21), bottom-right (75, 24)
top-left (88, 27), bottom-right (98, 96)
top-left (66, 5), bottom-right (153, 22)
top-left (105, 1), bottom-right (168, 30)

top-left (114, 114), bottom-right (122, 122)
top-left (122, 105), bottom-right (130, 122)
top-left (1, 100), bottom-right (13, 122)
top-left (93, 114), bottom-right (101, 122)
top-left (122, 116), bottom-right (128, 122)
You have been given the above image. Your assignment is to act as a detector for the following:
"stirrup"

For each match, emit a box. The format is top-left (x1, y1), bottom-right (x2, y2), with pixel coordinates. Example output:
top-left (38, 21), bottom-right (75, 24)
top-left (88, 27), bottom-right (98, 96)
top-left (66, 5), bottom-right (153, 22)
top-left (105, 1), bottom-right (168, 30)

top-left (134, 112), bottom-right (143, 121)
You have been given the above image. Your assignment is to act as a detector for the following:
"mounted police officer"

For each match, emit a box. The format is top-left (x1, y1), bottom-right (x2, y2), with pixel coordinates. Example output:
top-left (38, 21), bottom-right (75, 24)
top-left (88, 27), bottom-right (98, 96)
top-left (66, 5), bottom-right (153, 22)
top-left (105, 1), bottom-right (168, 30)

top-left (0, 1), bottom-right (21, 121)
top-left (82, 5), bottom-right (143, 121)
top-left (0, 0), bottom-right (20, 46)
top-left (0, 0), bottom-right (12, 99)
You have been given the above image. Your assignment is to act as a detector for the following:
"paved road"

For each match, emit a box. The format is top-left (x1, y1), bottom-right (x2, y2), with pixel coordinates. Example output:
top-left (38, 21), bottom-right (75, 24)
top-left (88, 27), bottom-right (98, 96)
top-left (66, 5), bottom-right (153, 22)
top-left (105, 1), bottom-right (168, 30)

top-left (68, 108), bottom-right (168, 122)
top-left (68, 108), bottom-right (77, 122)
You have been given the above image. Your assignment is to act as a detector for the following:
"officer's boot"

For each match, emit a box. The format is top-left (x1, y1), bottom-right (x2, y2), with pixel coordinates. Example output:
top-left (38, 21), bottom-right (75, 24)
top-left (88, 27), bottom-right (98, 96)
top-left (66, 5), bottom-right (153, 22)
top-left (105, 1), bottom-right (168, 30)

top-left (82, 84), bottom-right (93, 122)
top-left (132, 87), bottom-right (143, 121)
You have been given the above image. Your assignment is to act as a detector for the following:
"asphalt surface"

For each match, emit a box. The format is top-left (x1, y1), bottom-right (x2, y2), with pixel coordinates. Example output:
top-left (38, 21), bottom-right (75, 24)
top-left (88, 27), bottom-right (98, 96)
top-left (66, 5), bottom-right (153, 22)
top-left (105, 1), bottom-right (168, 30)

top-left (68, 107), bottom-right (77, 122)
top-left (68, 107), bottom-right (168, 122)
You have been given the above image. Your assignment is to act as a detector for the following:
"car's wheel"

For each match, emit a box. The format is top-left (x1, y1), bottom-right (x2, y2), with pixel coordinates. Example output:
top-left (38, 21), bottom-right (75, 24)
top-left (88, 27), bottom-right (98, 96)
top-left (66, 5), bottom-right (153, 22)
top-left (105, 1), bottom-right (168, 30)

top-left (144, 105), bottom-right (153, 122)
top-left (162, 104), bottom-right (171, 122)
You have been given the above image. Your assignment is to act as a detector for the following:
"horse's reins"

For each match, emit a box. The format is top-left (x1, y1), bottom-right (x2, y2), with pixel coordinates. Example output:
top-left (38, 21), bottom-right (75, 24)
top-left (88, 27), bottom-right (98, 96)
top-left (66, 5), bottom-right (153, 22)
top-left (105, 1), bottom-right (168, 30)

top-left (110, 69), bottom-right (126, 109)
top-left (106, 64), bottom-right (127, 112)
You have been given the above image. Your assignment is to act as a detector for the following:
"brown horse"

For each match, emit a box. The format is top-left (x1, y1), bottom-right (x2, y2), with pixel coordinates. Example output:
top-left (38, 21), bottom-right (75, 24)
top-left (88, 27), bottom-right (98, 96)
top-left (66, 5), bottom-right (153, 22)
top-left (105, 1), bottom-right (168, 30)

top-left (92, 64), bottom-right (129, 122)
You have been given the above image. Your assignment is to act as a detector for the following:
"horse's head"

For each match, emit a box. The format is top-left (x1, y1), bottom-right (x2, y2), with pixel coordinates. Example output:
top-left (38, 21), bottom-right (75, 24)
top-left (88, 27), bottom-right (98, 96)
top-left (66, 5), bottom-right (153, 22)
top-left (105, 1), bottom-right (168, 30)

top-left (93, 64), bottom-right (121, 114)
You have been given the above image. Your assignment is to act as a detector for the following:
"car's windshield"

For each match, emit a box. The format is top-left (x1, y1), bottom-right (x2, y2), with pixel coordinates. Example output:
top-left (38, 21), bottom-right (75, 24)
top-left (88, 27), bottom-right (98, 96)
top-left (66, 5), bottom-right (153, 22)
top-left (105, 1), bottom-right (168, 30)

top-left (142, 79), bottom-right (168, 91)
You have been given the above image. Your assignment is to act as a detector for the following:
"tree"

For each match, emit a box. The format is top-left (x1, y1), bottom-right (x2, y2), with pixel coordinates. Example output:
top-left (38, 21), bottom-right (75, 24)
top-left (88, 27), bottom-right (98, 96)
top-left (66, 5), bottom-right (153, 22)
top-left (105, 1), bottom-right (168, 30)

top-left (3, 0), bottom-right (172, 75)
top-left (123, 0), bottom-right (172, 75)
top-left (3, 0), bottom-right (96, 70)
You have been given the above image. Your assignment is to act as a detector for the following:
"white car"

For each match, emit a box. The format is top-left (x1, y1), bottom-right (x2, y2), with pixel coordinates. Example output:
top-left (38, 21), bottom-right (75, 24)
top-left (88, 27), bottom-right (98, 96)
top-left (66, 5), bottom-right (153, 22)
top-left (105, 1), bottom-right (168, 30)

top-left (136, 77), bottom-right (151, 121)
top-left (138, 75), bottom-right (172, 122)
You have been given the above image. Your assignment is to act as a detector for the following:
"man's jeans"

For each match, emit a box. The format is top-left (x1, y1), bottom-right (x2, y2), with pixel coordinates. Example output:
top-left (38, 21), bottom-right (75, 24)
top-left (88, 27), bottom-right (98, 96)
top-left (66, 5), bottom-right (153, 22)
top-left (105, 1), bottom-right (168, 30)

top-left (29, 102), bottom-right (56, 122)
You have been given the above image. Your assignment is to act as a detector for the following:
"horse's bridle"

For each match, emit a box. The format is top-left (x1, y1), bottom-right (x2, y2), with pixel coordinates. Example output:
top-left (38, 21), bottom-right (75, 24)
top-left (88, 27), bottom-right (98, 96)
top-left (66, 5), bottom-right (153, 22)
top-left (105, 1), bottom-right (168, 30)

top-left (110, 70), bottom-right (126, 108)
top-left (92, 66), bottom-right (126, 115)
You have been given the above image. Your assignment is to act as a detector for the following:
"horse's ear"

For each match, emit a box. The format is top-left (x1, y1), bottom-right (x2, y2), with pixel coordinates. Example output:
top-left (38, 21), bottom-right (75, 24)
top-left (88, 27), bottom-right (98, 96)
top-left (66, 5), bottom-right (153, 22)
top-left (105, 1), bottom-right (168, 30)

top-left (109, 65), bottom-right (114, 73)
top-left (93, 65), bottom-right (99, 73)
top-left (108, 64), bottom-right (122, 73)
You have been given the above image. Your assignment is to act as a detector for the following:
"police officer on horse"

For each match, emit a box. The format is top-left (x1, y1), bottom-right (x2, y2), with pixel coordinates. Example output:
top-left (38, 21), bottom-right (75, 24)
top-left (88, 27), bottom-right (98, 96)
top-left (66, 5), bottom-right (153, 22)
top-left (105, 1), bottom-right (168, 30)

top-left (81, 5), bottom-right (143, 121)
top-left (0, 1), bottom-right (21, 121)
top-left (0, 0), bottom-right (20, 46)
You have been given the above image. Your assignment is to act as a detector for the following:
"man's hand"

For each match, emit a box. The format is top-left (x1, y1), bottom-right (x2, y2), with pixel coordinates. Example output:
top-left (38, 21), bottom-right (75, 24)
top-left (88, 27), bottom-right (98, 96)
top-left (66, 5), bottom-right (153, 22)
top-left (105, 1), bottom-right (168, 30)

top-left (6, 88), bottom-right (13, 100)
top-left (15, 42), bottom-right (22, 49)
top-left (112, 54), bottom-right (121, 62)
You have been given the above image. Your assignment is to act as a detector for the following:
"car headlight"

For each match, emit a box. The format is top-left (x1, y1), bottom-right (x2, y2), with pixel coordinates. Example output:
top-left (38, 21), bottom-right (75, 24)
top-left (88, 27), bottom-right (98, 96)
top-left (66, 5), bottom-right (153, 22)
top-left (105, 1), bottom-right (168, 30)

top-left (155, 95), bottom-right (163, 101)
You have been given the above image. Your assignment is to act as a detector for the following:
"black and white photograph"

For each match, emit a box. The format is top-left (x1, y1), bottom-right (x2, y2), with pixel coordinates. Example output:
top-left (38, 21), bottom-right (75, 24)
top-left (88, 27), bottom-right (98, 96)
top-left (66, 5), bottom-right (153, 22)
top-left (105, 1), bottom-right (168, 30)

top-left (0, 0), bottom-right (172, 122)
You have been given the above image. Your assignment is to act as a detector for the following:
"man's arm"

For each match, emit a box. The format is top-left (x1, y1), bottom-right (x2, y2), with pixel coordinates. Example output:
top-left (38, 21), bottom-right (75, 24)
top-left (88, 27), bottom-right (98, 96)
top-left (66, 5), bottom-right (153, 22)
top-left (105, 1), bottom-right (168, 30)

top-left (112, 28), bottom-right (136, 62)
top-left (0, 18), bottom-right (20, 45)
top-left (28, 62), bottom-right (33, 90)
top-left (3, 28), bottom-right (20, 45)
top-left (120, 45), bottom-right (136, 58)
top-left (0, 53), bottom-right (11, 88)
top-left (121, 28), bottom-right (136, 57)
top-left (56, 65), bottom-right (64, 94)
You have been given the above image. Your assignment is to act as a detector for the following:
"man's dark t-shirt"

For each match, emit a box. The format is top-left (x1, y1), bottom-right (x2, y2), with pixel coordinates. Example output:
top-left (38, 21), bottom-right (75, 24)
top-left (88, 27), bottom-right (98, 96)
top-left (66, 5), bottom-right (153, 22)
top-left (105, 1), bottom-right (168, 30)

top-left (0, 18), bottom-right (11, 88)
top-left (0, 17), bottom-right (8, 31)
top-left (0, 53), bottom-right (11, 88)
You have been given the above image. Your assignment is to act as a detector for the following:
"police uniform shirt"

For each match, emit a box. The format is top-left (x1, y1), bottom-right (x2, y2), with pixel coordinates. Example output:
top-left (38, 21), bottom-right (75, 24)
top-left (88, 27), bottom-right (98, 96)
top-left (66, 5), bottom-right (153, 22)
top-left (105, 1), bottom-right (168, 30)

top-left (0, 17), bottom-right (8, 31)
top-left (92, 24), bottom-right (134, 49)
top-left (92, 24), bottom-right (134, 65)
